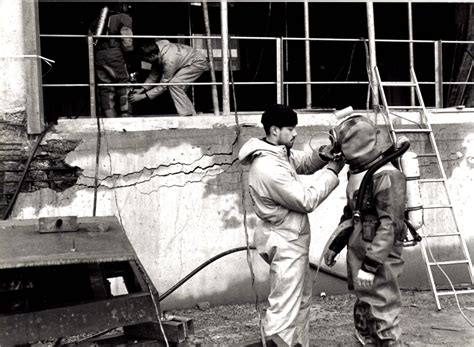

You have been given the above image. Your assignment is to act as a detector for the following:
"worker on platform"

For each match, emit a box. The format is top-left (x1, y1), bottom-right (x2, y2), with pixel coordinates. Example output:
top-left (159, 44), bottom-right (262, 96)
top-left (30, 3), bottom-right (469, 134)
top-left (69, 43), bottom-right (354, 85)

top-left (89, 2), bottom-right (134, 118)
top-left (324, 114), bottom-right (408, 347)
top-left (128, 39), bottom-right (209, 116)
top-left (238, 104), bottom-right (345, 346)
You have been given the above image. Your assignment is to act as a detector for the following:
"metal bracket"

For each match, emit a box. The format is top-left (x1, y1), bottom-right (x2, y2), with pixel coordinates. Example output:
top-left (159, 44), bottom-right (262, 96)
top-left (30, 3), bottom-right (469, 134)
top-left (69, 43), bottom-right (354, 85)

top-left (38, 216), bottom-right (79, 233)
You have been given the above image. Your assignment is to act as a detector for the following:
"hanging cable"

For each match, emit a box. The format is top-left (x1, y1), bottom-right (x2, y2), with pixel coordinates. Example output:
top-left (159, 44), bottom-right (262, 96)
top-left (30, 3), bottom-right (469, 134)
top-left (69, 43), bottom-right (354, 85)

top-left (228, 43), bottom-right (267, 346)
top-left (317, 40), bottom-right (359, 104)
top-left (83, 118), bottom-right (169, 346)
top-left (423, 235), bottom-right (474, 327)
top-left (252, 3), bottom-right (272, 82)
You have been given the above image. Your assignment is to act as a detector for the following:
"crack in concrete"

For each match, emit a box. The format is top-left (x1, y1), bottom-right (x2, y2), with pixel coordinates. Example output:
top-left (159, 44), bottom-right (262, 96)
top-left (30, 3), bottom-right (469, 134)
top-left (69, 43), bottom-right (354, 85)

top-left (76, 157), bottom-right (240, 190)
top-left (76, 130), bottom-right (240, 188)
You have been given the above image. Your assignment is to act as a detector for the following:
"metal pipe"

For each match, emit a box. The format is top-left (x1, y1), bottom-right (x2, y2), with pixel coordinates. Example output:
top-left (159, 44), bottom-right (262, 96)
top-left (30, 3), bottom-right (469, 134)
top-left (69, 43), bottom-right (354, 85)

top-left (304, 1), bottom-right (312, 109)
top-left (188, 3), bottom-right (195, 110)
top-left (284, 2), bottom-right (289, 105)
top-left (408, 2), bottom-right (415, 106)
top-left (41, 33), bottom-right (458, 44)
top-left (366, 2), bottom-right (379, 107)
top-left (203, 0), bottom-right (220, 116)
top-left (434, 40), bottom-right (444, 108)
top-left (282, 37), bottom-right (436, 43)
top-left (220, 1), bottom-right (230, 116)
top-left (87, 36), bottom-right (97, 118)
top-left (276, 38), bottom-right (283, 104)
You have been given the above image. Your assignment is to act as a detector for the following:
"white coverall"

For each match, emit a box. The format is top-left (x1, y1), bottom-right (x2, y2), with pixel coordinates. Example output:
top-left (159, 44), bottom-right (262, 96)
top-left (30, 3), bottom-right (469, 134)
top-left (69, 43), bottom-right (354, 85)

top-left (239, 138), bottom-right (340, 346)
top-left (143, 40), bottom-right (209, 116)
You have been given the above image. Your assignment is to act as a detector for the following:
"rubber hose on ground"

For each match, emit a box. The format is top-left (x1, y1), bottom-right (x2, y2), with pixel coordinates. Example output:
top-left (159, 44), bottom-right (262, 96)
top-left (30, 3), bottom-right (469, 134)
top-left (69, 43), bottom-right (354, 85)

top-left (158, 246), bottom-right (347, 302)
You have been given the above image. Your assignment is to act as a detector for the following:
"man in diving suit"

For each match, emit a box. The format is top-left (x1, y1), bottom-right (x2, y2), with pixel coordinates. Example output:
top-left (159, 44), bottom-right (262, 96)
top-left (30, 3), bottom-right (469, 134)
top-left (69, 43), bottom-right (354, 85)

top-left (324, 115), bottom-right (407, 347)
top-left (89, 2), bottom-right (133, 117)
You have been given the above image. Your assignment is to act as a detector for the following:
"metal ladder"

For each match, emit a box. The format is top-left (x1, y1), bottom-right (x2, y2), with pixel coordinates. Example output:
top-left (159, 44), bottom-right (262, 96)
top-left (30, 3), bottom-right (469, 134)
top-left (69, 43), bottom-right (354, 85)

top-left (374, 66), bottom-right (474, 310)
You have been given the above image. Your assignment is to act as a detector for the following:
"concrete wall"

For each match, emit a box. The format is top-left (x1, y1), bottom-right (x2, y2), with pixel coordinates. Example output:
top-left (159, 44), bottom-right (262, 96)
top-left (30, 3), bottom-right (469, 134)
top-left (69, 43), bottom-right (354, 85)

top-left (8, 112), bottom-right (474, 310)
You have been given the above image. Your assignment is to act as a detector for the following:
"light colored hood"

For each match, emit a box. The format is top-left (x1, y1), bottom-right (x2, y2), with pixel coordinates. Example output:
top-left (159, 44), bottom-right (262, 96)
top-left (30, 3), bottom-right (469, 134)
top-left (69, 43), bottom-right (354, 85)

top-left (238, 138), bottom-right (285, 166)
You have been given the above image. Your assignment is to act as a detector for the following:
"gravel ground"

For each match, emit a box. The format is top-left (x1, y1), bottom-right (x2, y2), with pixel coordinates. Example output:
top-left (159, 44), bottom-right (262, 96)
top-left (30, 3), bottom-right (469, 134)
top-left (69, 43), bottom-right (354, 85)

top-left (167, 291), bottom-right (474, 346)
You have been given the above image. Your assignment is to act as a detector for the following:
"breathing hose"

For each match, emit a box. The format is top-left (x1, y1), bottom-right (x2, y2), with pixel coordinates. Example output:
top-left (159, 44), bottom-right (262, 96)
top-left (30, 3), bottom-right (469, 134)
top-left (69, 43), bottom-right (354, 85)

top-left (158, 246), bottom-right (347, 302)
top-left (353, 141), bottom-right (411, 221)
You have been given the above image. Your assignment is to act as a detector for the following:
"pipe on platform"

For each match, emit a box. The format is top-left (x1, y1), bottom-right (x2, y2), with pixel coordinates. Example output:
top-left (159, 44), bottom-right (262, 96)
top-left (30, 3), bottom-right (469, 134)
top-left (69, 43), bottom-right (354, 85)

top-left (203, 0), bottom-right (220, 116)
top-left (366, 2), bottom-right (379, 108)
top-left (220, 1), bottom-right (230, 116)
top-left (304, 1), bottom-right (312, 109)
top-left (408, 2), bottom-right (415, 106)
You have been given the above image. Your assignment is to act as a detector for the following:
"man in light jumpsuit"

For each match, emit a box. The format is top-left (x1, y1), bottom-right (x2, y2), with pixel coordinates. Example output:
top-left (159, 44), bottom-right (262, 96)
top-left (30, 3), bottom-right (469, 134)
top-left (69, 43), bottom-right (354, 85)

top-left (238, 104), bottom-right (345, 346)
top-left (129, 40), bottom-right (209, 116)
top-left (324, 115), bottom-right (407, 346)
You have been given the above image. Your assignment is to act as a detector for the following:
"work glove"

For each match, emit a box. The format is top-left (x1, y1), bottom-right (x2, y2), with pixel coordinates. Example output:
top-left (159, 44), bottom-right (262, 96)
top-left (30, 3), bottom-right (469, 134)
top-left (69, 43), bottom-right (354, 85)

top-left (326, 157), bottom-right (345, 176)
top-left (324, 249), bottom-right (337, 267)
top-left (355, 269), bottom-right (375, 289)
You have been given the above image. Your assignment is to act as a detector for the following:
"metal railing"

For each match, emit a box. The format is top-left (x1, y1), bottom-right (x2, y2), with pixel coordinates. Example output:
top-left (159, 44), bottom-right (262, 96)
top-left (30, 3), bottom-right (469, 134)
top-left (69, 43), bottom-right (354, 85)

top-left (40, 33), bottom-right (474, 117)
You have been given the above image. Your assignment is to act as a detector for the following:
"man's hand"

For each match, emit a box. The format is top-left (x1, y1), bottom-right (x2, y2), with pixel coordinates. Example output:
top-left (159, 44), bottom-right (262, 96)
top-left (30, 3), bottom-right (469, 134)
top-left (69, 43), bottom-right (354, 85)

top-left (324, 250), bottom-right (337, 267)
top-left (355, 269), bottom-right (375, 289)
top-left (327, 157), bottom-right (345, 175)
top-left (318, 144), bottom-right (335, 161)
top-left (128, 91), bottom-right (147, 103)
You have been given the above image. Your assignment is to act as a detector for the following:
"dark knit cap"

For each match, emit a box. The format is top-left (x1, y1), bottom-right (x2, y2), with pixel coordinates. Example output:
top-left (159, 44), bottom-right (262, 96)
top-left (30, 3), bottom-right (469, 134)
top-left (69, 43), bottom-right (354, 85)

top-left (261, 104), bottom-right (298, 130)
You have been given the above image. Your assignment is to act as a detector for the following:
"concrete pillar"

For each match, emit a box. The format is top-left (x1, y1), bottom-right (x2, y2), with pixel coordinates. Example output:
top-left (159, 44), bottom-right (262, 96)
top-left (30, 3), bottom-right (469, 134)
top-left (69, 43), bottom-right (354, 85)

top-left (220, 1), bottom-right (230, 116)
top-left (366, 2), bottom-right (379, 107)
top-left (0, 0), bottom-right (27, 118)
top-left (0, 0), bottom-right (44, 133)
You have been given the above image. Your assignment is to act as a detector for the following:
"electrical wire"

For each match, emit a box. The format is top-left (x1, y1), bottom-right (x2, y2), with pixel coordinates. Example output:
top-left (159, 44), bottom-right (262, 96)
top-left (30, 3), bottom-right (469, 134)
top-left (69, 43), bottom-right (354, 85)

top-left (86, 118), bottom-right (170, 346)
top-left (422, 232), bottom-right (474, 327)
top-left (228, 43), bottom-right (267, 347)
top-left (317, 40), bottom-right (359, 104)
top-left (251, 2), bottom-right (272, 82)
top-left (92, 95), bottom-right (102, 217)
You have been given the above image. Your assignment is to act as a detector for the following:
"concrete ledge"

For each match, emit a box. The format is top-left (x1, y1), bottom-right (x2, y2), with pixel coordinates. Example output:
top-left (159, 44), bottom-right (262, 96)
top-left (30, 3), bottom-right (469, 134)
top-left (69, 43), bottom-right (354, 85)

top-left (51, 108), bottom-right (474, 137)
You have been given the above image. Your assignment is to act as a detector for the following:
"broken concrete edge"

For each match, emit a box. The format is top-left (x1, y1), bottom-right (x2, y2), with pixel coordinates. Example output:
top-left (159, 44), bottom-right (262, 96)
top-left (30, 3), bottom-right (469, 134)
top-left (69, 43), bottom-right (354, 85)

top-left (46, 108), bottom-right (474, 139)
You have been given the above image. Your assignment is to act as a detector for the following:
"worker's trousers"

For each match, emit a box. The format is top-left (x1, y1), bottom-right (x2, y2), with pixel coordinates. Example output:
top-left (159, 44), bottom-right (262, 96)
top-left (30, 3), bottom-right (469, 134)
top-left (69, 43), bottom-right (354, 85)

top-left (95, 47), bottom-right (129, 118)
top-left (347, 235), bottom-right (405, 346)
top-left (255, 227), bottom-right (312, 347)
top-left (168, 58), bottom-right (208, 116)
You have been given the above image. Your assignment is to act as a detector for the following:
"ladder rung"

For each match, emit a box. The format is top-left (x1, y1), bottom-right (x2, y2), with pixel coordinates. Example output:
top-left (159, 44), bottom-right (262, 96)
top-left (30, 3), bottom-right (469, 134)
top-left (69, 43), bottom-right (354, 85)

top-left (393, 129), bottom-right (431, 133)
top-left (382, 82), bottom-right (417, 87)
top-left (428, 260), bottom-right (469, 266)
top-left (387, 105), bottom-right (424, 110)
top-left (417, 153), bottom-right (437, 158)
top-left (419, 178), bottom-right (445, 183)
top-left (435, 288), bottom-right (474, 296)
top-left (424, 232), bottom-right (461, 238)
top-left (423, 205), bottom-right (452, 209)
